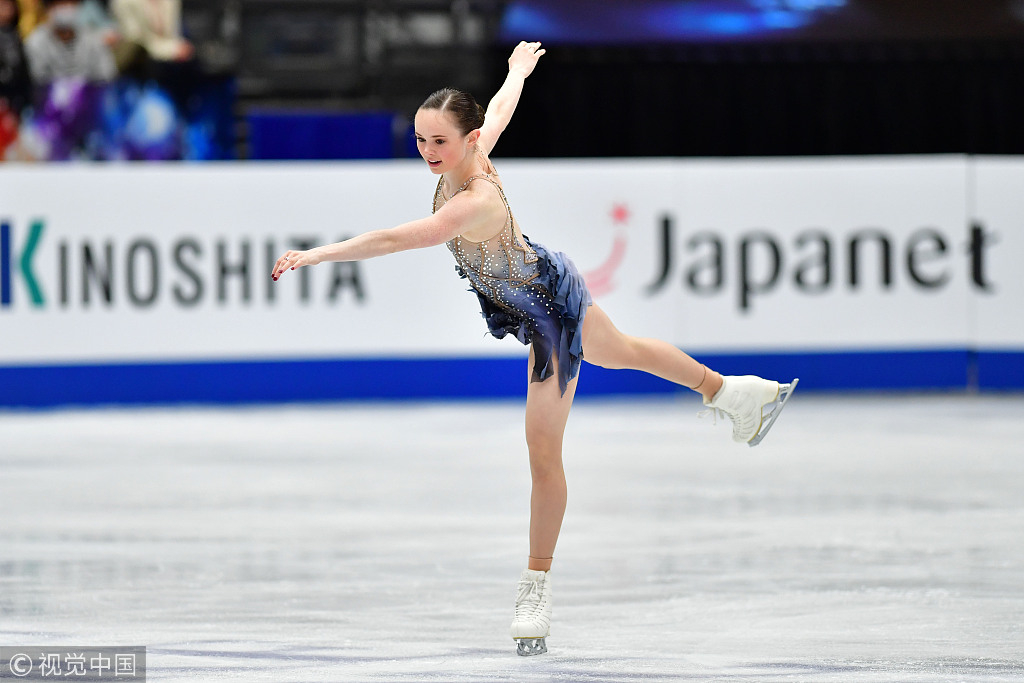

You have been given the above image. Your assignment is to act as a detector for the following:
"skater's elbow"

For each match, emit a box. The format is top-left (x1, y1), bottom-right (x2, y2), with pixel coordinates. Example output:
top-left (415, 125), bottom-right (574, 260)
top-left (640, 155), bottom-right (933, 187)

top-left (375, 229), bottom-right (406, 255)
top-left (382, 217), bottom-right (457, 253)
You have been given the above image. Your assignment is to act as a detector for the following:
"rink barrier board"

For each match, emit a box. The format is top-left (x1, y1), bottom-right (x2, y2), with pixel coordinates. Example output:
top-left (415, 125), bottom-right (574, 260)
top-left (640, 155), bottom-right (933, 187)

top-left (976, 351), bottom-right (1024, 390)
top-left (3, 157), bottom-right (1024, 401)
top-left (1, 349), bottom-right (1020, 408)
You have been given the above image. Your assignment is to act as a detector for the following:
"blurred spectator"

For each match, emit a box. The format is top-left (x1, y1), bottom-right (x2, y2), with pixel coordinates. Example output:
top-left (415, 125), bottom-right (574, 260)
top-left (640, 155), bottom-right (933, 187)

top-left (1, 0), bottom-right (31, 156)
top-left (109, 0), bottom-right (191, 74)
top-left (1, 0), bottom-right (33, 114)
top-left (24, 0), bottom-right (116, 84)
top-left (4, 0), bottom-right (229, 162)
top-left (79, 0), bottom-right (117, 44)
top-left (15, 0), bottom-right (40, 38)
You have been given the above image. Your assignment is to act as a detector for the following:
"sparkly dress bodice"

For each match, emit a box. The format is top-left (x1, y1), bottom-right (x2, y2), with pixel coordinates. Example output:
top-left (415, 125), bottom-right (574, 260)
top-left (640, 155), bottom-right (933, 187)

top-left (435, 175), bottom-right (541, 309)
top-left (433, 172), bottom-right (592, 396)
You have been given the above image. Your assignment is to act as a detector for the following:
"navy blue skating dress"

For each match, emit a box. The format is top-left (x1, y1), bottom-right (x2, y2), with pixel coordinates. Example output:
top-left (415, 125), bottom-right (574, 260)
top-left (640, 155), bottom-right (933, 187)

top-left (434, 174), bottom-right (592, 396)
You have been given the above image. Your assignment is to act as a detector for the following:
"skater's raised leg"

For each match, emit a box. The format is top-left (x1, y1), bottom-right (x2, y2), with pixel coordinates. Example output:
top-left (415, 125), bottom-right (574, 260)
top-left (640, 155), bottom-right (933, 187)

top-left (581, 304), bottom-right (724, 400)
top-left (511, 345), bottom-right (576, 655)
top-left (581, 304), bottom-right (797, 446)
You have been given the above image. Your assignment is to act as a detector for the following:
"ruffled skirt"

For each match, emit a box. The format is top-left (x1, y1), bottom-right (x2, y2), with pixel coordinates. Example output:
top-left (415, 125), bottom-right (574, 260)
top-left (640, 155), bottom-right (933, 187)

top-left (463, 239), bottom-right (592, 396)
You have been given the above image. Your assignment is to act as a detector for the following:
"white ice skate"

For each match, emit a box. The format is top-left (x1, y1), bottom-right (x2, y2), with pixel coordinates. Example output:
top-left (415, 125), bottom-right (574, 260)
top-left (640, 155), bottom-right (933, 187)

top-left (510, 569), bottom-right (551, 656)
top-left (703, 375), bottom-right (799, 446)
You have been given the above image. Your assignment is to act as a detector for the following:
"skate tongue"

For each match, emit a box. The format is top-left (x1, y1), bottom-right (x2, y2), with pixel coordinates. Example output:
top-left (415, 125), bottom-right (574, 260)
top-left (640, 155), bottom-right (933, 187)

top-left (516, 570), bottom-right (547, 603)
top-left (517, 580), bottom-right (540, 603)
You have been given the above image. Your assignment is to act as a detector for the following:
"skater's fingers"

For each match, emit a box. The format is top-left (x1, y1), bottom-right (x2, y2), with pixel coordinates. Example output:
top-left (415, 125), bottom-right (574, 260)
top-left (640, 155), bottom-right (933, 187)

top-left (273, 252), bottom-right (293, 280)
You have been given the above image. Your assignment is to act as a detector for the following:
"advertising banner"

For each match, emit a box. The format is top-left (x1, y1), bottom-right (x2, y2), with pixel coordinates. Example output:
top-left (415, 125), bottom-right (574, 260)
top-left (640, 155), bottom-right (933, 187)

top-left (970, 157), bottom-right (1024, 389)
top-left (500, 157), bottom-right (977, 354)
top-left (1, 164), bottom-right (482, 363)
top-left (0, 156), bottom-right (1020, 405)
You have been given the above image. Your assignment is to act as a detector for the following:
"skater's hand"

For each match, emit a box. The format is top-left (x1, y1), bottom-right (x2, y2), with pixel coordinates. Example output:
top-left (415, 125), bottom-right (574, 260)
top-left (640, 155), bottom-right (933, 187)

top-left (272, 248), bottom-right (322, 281)
top-left (508, 41), bottom-right (545, 78)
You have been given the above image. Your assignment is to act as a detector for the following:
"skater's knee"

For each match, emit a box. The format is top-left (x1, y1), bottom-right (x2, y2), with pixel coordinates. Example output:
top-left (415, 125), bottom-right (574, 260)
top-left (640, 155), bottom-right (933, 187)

top-left (527, 444), bottom-right (564, 482)
top-left (530, 462), bottom-right (564, 485)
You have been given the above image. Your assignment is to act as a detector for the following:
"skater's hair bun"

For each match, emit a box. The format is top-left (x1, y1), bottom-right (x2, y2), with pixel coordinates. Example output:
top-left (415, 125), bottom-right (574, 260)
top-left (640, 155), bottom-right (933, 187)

top-left (420, 88), bottom-right (485, 137)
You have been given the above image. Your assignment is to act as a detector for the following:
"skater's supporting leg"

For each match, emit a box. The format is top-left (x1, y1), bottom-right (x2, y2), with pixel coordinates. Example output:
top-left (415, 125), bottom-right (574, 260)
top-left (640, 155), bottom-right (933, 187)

top-left (581, 304), bottom-right (724, 401)
top-left (524, 344), bottom-right (577, 571)
top-left (511, 346), bottom-right (573, 655)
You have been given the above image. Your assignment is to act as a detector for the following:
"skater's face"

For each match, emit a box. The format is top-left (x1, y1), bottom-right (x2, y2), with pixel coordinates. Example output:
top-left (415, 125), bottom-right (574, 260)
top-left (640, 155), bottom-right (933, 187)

top-left (413, 108), bottom-right (477, 175)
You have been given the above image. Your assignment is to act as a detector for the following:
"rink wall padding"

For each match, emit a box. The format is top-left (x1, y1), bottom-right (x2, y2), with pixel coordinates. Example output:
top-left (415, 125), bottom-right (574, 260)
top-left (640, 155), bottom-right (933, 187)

top-left (2, 156), bottom-right (1024, 407)
top-left (1, 349), bottom-right (1018, 408)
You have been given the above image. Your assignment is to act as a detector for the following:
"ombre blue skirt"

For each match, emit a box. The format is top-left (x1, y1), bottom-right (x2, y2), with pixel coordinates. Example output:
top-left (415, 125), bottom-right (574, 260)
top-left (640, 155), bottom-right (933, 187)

top-left (458, 239), bottom-right (592, 396)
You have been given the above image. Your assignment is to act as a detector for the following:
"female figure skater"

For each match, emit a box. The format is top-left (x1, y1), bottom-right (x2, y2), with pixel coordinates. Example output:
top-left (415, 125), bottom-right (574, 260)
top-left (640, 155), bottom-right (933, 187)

top-left (272, 41), bottom-right (797, 657)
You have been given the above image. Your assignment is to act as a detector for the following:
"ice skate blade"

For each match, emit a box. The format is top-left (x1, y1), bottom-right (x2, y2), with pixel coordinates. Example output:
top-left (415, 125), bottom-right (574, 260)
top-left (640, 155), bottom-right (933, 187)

top-left (748, 378), bottom-right (799, 447)
top-left (516, 637), bottom-right (548, 656)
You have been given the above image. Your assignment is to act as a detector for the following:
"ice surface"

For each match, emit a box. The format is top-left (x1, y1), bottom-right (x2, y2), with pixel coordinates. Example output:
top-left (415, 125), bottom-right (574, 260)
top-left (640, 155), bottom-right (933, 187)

top-left (1, 394), bottom-right (1023, 681)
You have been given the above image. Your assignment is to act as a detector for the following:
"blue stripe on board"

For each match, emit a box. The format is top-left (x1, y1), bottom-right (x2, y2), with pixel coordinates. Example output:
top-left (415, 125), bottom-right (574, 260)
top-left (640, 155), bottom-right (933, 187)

top-left (976, 351), bottom-right (1024, 390)
top-left (697, 348), bottom-right (972, 392)
top-left (0, 349), bottom-right (1020, 408)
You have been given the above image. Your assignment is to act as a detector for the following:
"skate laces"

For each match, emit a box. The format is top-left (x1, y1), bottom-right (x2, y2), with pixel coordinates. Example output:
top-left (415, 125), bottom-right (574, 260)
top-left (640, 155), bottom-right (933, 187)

top-left (698, 407), bottom-right (723, 426)
top-left (515, 578), bottom-right (545, 620)
top-left (701, 395), bottom-right (760, 440)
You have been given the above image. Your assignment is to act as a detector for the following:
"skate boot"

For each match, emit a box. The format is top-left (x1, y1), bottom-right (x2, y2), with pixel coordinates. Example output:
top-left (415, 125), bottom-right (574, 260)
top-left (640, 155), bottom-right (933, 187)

top-left (703, 375), bottom-right (799, 446)
top-left (510, 569), bottom-right (551, 656)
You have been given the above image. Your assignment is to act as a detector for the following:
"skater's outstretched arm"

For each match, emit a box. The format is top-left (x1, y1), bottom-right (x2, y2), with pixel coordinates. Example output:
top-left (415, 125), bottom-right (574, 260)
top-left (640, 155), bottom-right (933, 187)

top-left (477, 41), bottom-right (545, 156)
top-left (271, 189), bottom-right (502, 279)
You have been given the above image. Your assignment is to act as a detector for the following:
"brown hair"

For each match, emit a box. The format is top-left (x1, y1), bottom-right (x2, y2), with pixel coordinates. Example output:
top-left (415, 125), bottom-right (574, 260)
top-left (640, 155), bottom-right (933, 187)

top-left (419, 88), bottom-right (485, 137)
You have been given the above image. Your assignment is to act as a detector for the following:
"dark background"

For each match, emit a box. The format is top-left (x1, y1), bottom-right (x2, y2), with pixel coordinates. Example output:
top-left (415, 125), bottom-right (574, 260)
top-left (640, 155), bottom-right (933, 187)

top-left (178, 0), bottom-right (1024, 158)
top-left (491, 39), bottom-right (1024, 157)
top-left (489, 0), bottom-right (1024, 156)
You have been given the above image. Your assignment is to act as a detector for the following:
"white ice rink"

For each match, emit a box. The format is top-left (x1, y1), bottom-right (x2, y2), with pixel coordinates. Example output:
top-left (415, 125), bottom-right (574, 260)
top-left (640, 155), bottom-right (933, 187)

top-left (2, 393), bottom-right (1023, 681)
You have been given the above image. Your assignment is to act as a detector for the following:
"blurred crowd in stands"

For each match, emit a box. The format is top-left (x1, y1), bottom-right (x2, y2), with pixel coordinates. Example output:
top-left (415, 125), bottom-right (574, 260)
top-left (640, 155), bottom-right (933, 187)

top-left (0, 0), bottom-right (232, 161)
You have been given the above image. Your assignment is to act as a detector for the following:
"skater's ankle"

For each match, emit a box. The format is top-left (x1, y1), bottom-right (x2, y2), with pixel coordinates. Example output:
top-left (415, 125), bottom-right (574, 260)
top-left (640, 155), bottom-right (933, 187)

top-left (699, 371), bottom-right (724, 404)
top-left (527, 556), bottom-right (552, 572)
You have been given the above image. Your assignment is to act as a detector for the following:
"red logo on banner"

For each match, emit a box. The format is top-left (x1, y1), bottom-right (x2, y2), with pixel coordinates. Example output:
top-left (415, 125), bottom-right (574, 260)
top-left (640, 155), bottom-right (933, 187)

top-left (583, 203), bottom-right (629, 298)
